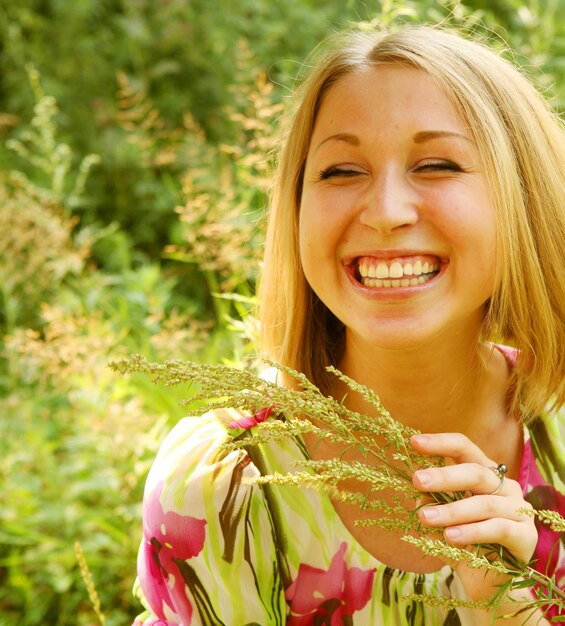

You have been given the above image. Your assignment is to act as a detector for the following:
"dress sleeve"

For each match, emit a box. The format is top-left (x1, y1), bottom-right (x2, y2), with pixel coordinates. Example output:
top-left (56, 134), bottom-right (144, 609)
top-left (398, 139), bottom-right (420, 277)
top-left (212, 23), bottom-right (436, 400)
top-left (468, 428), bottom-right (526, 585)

top-left (131, 411), bottom-right (288, 626)
top-left (522, 408), bottom-right (565, 620)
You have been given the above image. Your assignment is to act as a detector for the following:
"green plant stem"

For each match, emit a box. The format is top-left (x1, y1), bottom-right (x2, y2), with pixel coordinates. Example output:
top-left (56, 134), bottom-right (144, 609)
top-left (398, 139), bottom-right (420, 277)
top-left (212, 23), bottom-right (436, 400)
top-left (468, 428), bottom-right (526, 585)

top-left (523, 567), bottom-right (565, 601)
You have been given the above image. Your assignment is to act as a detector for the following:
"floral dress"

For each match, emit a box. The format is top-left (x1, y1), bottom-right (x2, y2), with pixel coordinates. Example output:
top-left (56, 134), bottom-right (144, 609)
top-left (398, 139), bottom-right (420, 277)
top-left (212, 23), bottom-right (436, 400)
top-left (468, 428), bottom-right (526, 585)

top-left (132, 350), bottom-right (564, 625)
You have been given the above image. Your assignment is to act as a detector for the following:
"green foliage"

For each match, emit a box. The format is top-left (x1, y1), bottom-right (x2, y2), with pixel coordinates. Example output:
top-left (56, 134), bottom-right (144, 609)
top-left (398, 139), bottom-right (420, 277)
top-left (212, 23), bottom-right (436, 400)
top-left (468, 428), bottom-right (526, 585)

top-left (0, 0), bottom-right (563, 623)
top-left (2, 0), bottom-right (562, 255)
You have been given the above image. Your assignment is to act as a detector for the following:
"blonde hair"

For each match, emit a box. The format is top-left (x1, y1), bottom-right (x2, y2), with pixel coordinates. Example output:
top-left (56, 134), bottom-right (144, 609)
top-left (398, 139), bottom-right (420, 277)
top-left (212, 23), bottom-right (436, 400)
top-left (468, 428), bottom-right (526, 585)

top-left (258, 25), bottom-right (565, 420)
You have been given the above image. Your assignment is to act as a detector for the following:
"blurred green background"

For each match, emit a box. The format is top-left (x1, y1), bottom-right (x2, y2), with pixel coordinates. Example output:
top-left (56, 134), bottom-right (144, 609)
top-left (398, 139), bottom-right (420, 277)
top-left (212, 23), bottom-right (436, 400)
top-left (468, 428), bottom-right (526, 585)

top-left (0, 0), bottom-right (563, 623)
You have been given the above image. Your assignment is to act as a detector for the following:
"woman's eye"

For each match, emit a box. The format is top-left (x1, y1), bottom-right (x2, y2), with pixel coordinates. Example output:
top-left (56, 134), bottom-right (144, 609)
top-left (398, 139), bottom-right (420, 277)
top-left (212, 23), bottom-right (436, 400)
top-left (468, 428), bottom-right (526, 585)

top-left (416, 161), bottom-right (463, 173)
top-left (318, 166), bottom-right (363, 180)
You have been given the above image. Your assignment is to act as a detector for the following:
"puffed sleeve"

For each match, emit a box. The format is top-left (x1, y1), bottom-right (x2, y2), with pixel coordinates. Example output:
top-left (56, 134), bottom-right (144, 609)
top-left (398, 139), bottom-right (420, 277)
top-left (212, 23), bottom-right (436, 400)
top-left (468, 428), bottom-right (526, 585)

top-left (131, 410), bottom-right (288, 626)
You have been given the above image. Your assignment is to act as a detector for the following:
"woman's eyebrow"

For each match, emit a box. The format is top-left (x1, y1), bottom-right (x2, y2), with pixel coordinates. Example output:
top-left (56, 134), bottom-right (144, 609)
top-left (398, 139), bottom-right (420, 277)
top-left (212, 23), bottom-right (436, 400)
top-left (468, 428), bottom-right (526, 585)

top-left (413, 130), bottom-right (473, 144)
top-left (313, 130), bottom-right (473, 154)
top-left (313, 133), bottom-right (360, 153)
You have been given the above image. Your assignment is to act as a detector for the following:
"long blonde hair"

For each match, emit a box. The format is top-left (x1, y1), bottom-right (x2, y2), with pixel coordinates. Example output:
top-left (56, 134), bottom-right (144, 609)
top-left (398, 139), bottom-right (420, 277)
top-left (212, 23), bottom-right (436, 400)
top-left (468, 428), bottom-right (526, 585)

top-left (258, 25), bottom-right (565, 420)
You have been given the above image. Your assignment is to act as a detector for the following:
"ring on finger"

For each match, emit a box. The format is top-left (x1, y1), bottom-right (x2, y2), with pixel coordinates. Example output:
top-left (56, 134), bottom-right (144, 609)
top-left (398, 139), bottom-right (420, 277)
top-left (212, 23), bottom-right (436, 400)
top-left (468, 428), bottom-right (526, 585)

top-left (488, 463), bottom-right (507, 495)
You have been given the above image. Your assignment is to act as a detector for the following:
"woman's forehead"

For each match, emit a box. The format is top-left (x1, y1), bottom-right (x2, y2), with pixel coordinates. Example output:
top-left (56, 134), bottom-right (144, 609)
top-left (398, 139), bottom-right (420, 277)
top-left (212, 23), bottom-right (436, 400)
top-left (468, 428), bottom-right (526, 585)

top-left (310, 65), bottom-right (468, 144)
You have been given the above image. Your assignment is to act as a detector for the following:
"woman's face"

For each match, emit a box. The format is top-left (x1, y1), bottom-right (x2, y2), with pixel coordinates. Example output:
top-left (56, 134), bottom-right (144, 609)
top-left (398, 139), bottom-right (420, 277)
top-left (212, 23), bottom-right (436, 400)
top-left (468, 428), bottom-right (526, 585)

top-left (299, 65), bottom-right (497, 351)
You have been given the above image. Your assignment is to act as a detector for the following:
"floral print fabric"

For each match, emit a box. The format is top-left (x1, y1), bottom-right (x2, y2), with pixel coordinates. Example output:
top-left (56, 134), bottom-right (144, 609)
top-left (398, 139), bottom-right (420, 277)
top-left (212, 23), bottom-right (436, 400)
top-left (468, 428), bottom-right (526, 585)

top-left (285, 542), bottom-right (375, 625)
top-left (132, 392), bottom-right (564, 625)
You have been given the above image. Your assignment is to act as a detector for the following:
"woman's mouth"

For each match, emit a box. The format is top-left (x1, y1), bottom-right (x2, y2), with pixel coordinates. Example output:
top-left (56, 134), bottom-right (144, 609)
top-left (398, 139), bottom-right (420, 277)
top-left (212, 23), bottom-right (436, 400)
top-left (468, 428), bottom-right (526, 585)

top-left (355, 255), bottom-right (442, 288)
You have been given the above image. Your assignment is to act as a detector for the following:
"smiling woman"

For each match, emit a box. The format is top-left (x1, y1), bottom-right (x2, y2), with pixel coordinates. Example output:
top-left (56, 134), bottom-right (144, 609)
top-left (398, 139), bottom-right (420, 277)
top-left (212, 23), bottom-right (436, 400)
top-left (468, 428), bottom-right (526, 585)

top-left (132, 24), bottom-right (565, 626)
top-left (262, 28), bottom-right (564, 420)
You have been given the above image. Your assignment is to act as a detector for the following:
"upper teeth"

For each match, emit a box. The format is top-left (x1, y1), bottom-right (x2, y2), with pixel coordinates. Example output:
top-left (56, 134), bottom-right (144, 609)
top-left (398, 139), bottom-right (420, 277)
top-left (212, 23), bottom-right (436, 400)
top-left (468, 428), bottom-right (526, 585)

top-left (359, 260), bottom-right (439, 279)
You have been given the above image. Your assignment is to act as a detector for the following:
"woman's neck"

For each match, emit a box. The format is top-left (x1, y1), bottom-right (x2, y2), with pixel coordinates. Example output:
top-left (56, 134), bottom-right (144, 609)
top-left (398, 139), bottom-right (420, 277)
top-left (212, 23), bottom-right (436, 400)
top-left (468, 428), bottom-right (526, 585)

top-left (336, 332), bottom-right (512, 444)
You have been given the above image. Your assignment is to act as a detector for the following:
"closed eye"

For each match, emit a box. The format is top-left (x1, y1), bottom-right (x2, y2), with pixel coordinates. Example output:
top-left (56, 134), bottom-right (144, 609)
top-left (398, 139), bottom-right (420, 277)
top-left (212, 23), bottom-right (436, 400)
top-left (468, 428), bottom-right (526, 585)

top-left (416, 161), bottom-right (464, 173)
top-left (318, 166), bottom-right (365, 180)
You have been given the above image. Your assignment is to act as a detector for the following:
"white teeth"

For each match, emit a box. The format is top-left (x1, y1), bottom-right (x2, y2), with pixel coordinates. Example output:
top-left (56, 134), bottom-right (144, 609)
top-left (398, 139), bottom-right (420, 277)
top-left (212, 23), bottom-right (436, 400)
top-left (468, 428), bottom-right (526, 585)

top-left (360, 269), bottom-right (437, 288)
top-left (358, 257), bottom-right (441, 286)
top-left (376, 263), bottom-right (389, 279)
top-left (389, 262), bottom-right (403, 279)
top-left (366, 278), bottom-right (386, 287)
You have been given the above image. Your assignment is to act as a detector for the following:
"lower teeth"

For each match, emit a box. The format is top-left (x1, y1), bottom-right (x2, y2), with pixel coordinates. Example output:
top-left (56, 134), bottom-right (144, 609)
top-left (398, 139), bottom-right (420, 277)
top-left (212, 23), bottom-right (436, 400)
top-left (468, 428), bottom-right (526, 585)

top-left (362, 273), bottom-right (436, 288)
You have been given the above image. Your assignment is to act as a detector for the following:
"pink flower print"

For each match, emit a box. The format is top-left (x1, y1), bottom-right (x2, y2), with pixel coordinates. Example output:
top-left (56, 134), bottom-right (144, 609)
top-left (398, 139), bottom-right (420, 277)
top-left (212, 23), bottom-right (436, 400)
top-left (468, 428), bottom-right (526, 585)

top-left (285, 542), bottom-right (376, 625)
top-left (526, 483), bottom-right (565, 578)
top-left (138, 482), bottom-right (207, 623)
top-left (227, 405), bottom-right (278, 433)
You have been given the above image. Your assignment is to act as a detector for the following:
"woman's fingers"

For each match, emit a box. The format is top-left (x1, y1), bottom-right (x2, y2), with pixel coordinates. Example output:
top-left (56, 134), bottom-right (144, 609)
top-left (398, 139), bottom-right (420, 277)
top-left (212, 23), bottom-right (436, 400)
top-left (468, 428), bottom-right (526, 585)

top-left (415, 488), bottom-right (536, 564)
top-left (442, 517), bottom-right (535, 565)
top-left (411, 432), bottom-right (495, 466)
top-left (418, 494), bottom-right (530, 526)
top-left (445, 516), bottom-right (533, 551)
top-left (412, 462), bottom-right (521, 496)
top-left (410, 432), bottom-right (538, 565)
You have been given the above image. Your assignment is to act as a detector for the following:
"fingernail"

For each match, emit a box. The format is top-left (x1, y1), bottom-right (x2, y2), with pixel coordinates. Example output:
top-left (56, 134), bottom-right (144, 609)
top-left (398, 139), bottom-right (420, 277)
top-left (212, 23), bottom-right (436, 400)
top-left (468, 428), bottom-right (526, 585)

top-left (416, 470), bottom-right (432, 486)
top-left (422, 507), bottom-right (440, 521)
top-left (411, 434), bottom-right (430, 445)
top-left (445, 528), bottom-right (461, 540)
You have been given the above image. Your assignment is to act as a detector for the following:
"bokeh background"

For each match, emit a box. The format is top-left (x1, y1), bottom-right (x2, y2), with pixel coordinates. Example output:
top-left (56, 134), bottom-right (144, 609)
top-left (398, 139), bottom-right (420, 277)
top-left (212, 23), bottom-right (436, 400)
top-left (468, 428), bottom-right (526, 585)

top-left (1, 0), bottom-right (563, 623)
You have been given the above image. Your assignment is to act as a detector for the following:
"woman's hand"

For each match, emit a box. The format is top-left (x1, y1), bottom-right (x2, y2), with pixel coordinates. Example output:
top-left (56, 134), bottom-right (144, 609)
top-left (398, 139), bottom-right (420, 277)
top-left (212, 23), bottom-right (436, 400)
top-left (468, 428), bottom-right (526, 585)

top-left (410, 432), bottom-right (538, 610)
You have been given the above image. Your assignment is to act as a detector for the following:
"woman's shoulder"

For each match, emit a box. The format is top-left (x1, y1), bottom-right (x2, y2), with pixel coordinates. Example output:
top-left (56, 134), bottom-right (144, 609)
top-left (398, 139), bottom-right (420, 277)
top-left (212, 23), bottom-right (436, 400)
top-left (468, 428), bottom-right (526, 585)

top-left (136, 408), bottom-right (291, 625)
top-left (143, 408), bottom-right (264, 500)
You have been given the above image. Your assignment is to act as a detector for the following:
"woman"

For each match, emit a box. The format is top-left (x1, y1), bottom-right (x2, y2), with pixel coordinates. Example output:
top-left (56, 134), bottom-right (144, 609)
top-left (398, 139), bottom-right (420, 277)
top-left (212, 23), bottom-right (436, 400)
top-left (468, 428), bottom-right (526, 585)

top-left (132, 25), bottom-right (565, 625)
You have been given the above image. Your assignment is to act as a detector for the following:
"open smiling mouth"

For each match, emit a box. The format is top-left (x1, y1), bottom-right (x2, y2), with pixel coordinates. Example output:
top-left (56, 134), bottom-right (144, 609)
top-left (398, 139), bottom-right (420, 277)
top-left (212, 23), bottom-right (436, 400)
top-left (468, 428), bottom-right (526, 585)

top-left (355, 256), bottom-right (441, 288)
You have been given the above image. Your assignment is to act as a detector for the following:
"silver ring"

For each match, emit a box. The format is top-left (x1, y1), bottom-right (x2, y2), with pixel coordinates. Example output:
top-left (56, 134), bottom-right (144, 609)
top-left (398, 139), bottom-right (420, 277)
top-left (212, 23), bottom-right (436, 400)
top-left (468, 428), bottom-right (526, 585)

top-left (488, 463), bottom-right (507, 494)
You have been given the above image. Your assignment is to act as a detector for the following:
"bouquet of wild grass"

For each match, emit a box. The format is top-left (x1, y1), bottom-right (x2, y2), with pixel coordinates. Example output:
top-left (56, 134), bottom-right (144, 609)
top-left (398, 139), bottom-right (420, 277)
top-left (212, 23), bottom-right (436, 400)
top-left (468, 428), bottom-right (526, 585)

top-left (111, 355), bottom-right (565, 621)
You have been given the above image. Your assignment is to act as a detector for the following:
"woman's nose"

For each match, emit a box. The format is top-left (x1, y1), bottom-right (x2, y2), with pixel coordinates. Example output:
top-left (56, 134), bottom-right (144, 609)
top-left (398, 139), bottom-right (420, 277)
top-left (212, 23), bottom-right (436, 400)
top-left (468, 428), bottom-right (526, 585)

top-left (359, 169), bottom-right (419, 233)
